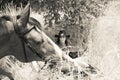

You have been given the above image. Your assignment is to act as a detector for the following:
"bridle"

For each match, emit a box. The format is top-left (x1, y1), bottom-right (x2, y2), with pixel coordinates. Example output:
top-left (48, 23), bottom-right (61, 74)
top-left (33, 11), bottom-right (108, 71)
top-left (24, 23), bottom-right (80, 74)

top-left (12, 17), bottom-right (57, 72)
top-left (13, 17), bottom-right (43, 62)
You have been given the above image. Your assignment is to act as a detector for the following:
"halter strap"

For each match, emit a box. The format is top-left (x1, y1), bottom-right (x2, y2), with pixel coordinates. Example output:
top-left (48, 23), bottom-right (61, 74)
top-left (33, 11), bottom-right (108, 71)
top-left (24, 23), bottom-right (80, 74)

top-left (13, 16), bottom-right (44, 62)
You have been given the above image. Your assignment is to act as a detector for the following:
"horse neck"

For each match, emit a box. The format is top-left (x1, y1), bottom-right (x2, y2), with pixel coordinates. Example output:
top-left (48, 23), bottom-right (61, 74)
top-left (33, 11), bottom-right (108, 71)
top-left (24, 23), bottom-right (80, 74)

top-left (0, 32), bottom-right (43, 62)
top-left (0, 31), bottom-right (25, 60)
top-left (0, 33), bottom-right (23, 56)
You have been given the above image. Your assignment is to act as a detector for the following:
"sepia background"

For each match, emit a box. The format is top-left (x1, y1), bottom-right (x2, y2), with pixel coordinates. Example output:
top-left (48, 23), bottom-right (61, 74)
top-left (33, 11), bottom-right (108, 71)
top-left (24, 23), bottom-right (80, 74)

top-left (0, 0), bottom-right (120, 80)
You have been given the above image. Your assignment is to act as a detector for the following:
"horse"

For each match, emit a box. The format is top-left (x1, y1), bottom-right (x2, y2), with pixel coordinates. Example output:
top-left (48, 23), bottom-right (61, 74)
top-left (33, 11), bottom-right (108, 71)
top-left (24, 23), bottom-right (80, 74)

top-left (0, 3), bottom-right (95, 77)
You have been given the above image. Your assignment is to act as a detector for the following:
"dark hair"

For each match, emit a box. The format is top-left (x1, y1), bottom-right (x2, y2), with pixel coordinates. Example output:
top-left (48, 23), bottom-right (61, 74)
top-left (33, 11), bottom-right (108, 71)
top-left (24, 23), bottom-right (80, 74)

top-left (0, 15), bottom-right (12, 36)
top-left (55, 30), bottom-right (69, 46)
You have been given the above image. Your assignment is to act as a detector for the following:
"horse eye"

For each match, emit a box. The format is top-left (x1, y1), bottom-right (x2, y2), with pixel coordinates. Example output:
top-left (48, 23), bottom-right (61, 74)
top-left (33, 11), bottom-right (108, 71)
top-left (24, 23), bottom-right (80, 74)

top-left (35, 39), bottom-right (44, 45)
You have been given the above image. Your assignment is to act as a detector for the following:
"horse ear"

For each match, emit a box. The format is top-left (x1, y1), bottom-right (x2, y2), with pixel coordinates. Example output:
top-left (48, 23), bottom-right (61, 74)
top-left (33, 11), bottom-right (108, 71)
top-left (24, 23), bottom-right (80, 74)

top-left (17, 3), bottom-right (30, 28)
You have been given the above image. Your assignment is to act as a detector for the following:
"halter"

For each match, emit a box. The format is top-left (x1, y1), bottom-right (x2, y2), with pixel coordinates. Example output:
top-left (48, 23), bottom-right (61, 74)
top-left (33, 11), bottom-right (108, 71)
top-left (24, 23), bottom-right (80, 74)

top-left (13, 17), bottom-right (43, 62)
top-left (12, 17), bottom-right (54, 72)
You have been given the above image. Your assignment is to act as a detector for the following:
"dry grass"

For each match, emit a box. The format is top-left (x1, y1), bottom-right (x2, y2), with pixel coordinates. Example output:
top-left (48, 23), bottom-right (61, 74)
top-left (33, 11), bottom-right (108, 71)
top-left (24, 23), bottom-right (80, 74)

top-left (0, 55), bottom-right (93, 80)
top-left (88, 1), bottom-right (120, 80)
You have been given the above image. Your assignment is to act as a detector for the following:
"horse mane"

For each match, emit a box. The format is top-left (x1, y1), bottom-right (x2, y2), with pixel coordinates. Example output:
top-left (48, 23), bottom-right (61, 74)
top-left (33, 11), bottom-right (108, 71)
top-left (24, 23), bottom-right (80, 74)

top-left (1, 15), bottom-right (11, 21)
top-left (0, 14), bottom-right (42, 37)
top-left (0, 15), bottom-right (12, 36)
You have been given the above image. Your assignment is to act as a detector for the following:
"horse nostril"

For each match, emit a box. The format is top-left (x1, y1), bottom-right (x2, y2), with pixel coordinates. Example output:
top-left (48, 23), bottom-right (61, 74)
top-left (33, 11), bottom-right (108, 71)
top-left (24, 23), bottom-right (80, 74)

top-left (36, 41), bottom-right (41, 44)
top-left (41, 39), bottom-right (44, 43)
top-left (69, 52), bottom-right (78, 59)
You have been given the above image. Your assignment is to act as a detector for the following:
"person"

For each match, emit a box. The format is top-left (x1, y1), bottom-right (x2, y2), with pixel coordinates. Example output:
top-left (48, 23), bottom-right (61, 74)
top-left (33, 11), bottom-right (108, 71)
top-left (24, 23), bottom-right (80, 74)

top-left (55, 30), bottom-right (70, 48)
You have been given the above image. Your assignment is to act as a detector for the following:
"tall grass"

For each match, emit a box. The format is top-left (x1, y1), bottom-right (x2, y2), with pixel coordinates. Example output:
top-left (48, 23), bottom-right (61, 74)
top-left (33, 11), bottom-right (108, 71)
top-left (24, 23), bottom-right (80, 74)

top-left (88, 1), bottom-right (120, 80)
top-left (0, 2), bottom-right (22, 16)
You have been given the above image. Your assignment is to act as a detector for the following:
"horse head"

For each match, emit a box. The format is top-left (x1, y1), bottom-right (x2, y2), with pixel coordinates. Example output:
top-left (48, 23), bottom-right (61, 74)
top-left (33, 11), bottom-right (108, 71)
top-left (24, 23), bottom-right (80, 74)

top-left (0, 4), bottom-right (43, 62)
top-left (14, 4), bottom-right (63, 62)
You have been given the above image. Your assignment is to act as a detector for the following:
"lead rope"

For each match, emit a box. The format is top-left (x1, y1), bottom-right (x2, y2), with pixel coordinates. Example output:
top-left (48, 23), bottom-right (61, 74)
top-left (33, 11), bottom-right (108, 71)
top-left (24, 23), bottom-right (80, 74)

top-left (21, 39), bottom-right (28, 62)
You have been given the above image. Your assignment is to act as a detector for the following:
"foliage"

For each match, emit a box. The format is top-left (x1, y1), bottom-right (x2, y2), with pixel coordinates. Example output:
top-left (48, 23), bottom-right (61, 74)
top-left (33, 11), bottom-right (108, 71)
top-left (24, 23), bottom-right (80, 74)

top-left (31, 0), bottom-right (109, 25)
top-left (29, 0), bottom-right (111, 49)
top-left (0, 0), bottom-right (111, 25)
